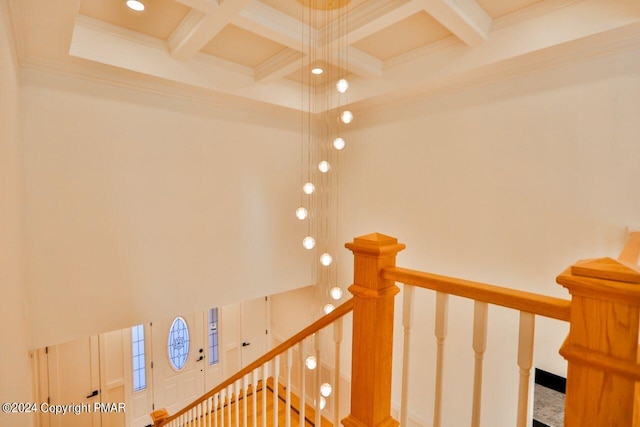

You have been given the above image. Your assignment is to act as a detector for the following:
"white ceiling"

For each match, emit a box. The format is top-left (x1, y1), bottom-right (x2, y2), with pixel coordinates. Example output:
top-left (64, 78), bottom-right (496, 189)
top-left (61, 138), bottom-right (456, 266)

top-left (5, 0), bottom-right (640, 115)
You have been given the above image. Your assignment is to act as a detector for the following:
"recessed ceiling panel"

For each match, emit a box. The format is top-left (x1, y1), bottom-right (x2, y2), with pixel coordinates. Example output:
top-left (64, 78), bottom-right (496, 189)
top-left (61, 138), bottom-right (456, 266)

top-left (352, 11), bottom-right (452, 61)
top-left (285, 61), bottom-right (348, 86)
top-left (476, 0), bottom-right (543, 19)
top-left (201, 24), bottom-right (289, 68)
top-left (79, 0), bottom-right (190, 40)
top-left (260, 0), bottom-right (369, 29)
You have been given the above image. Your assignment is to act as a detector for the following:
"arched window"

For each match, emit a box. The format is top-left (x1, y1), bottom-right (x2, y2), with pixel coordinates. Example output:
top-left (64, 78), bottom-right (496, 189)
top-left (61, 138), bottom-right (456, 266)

top-left (167, 317), bottom-right (190, 370)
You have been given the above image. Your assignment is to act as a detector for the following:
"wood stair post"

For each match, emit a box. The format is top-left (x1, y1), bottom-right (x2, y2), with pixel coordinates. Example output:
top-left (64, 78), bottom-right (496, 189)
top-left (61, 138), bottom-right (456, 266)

top-left (344, 233), bottom-right (405, 427)
top-left (557, 256), bottom-right (640, 427)
top-left (151, 408), bottom-right (169, 427)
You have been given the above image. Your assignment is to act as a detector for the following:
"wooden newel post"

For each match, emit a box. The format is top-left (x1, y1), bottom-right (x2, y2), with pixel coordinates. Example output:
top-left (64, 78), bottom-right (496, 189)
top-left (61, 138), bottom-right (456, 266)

top-left (343, 233), bottom-right (406, 427)
top-left (557, 257), bottom-right (640, 427)
top-left (150, 408), bottom-right (169, 427)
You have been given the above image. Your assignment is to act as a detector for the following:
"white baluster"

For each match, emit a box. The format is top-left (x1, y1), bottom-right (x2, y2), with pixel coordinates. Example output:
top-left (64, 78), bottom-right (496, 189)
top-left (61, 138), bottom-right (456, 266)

top-left (314, 333), bottom-right (321, 427)
top-left (243, 375), bottom-right (248, 427)
top-left (471, 301), bottom-right (488, 427)
top-left (333, 317), bottom-right (343, 427)
top-left (286, 348), bottom-right (293, 427)
top-left (207, 396), bottom-right (212, 427)
top-left (401, 284), bottom-right (415, 427)
top-left (299, 341), bottom-right (306, 426)
top-left (433, 291), bottom-right (449, 427)
top-left (220, 389), bottom-right (227, 427)
top-left (235, 380), bottom-right (240, 427)
top-left (227, 385), bottom-right (232, 427)
top-left (516, 312), bottom-right (535, 427)
top-left (262, 363), bottom-right (268, 427)
top-left (273, 355), bottom-right (280, 427)
top-left (214, 393), bottom-right (219, 427)
top-left (252, 369), bottom-right (258, 427)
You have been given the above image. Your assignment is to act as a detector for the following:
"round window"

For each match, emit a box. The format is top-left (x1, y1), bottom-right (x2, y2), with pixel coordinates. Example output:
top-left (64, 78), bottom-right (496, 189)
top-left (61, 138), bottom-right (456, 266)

top-left (167, 317), bottom-right (190, 370)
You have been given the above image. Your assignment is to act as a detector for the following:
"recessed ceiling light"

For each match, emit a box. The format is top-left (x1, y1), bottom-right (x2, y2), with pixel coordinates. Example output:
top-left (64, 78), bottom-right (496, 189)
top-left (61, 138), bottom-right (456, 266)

top-left (311, 67), bottom-right (324, 75)
top-left (126, 0), bottom-right (145, 12)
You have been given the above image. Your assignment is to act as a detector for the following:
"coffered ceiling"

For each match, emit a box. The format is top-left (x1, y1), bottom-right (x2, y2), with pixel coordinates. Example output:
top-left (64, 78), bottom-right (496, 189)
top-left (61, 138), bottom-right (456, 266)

top-left (6, 0), bottom-right (640, 114)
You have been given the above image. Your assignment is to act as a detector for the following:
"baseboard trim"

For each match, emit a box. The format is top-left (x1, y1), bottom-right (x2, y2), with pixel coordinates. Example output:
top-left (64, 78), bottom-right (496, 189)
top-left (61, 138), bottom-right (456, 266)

top-left (533, 419), bottom-right (551, 427)
top-left (534, 368), bottom-right (566, 394)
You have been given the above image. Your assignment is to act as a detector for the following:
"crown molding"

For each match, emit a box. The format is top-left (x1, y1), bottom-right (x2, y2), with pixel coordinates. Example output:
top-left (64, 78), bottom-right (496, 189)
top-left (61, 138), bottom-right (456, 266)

top-left (19, 55), bottom-right (301, 125)
top-left (351, 24), bottom-right (640, 119)
top-left (493, 0), bottom-right (584, 31)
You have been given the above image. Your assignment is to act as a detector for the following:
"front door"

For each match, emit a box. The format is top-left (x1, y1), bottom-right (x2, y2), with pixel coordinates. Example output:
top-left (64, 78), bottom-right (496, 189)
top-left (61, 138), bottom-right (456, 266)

top-left (151, 312), bottom-right (206, 415)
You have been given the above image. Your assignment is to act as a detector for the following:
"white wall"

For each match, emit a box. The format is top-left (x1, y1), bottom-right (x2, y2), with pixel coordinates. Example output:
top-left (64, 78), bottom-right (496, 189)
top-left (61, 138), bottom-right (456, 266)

top-left (20, 70), bottom-right (313, 349)
top-left (270, 285), bottom-right (315, 341)
top-left (0, 3), bottom-right (32, 426)
top-left (335, 50), bottom-right (640, 426)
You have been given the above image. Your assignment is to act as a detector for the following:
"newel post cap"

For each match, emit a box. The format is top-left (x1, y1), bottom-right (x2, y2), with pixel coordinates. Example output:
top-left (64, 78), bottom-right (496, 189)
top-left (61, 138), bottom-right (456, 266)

top-left (571, 257), bottom-right (640, 283)
top-left (345, 232), bottom-right (406, 256)
top-left (151, 408), bottom-right (169, 426)
top-left (557, 257), bottom-right (640, 306)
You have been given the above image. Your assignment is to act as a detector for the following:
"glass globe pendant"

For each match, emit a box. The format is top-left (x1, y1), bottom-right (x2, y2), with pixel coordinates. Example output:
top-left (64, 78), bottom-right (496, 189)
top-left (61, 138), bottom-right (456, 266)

top-left (305, 356), bottom-right (317, 370)
top-left (320, 382), bottom-right (332, 397)
top-left (303, 182), bottom-right (315, 195)
top-left (303, 236), bottom-right (315, 250)
top-left (318, 161), bottom-right (330, 173)
top-left (333, 137), bottom-right (345, 150)
top-left (336, 78), bottom-right (349, 93)
top-left (329, 286), bottom-right (343, 300)
top-left (323, 303), bottom-right (335, 314)
top-left (320, 253), bottom-right (332, 266)
top-left (340, 110), bottom-right (353, 124)
top-left (296, 207), bottom-right (308, 220)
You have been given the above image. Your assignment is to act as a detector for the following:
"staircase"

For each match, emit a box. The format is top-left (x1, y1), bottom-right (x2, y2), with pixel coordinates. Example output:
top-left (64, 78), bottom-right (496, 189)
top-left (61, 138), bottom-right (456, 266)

top-left (153, 231), bottom-right (640, 427)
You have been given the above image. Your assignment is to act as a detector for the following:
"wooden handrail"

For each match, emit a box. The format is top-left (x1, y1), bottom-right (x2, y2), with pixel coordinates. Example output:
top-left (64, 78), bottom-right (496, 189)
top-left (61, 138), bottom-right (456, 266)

top-left (618, 231), bottom-right (640, 265)
top-left (160, 298), bottom-right (354, 425)
top-left (383, 267), bottom-right (571, 321)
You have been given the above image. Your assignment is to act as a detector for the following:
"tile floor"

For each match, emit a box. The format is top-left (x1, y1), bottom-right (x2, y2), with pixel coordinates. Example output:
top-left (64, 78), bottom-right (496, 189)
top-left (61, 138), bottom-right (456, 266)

top-left (532, 383), bottom-right (565, 427)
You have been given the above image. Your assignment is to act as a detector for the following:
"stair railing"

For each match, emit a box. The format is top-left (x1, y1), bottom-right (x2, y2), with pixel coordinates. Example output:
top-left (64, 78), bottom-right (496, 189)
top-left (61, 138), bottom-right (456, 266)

top-left (343, 231), bottom-right (639, 427)
top-left (151, 298), bottom-right (354, 427)
top-left (153, 230), bottom-right (639, 427)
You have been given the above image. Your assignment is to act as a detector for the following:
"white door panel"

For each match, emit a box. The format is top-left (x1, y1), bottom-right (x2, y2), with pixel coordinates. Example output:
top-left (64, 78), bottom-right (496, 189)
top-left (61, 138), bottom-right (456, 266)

top-left (47, 336), bottom-right (100, 427)
top-left (240, 297), bottom-right (268, 368)
top-left (99, 330), bottom-right (128, 427)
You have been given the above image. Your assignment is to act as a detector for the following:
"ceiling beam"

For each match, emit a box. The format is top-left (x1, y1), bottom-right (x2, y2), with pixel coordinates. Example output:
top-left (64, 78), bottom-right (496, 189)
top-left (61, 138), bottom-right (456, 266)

top-left (168, 0), bottom-right (251, 62)
top-left (328, 46), bottom-right (383, 78)
top-left (232, 0), bottom-right (312, 51)
top-left (412, 0), bottom-right (492, 46)
top-left (254, 48), bottom-right (305, 83)
top-left (323, 0), bottom-right (421, 45)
